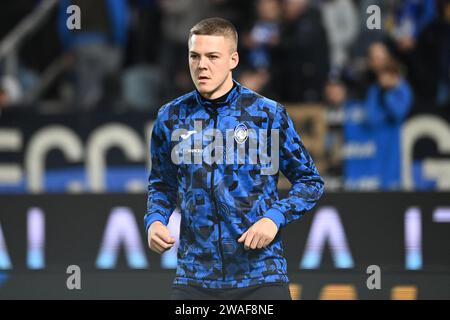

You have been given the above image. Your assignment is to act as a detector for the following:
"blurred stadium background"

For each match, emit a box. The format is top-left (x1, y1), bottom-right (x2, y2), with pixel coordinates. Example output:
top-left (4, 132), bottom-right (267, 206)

top-left (0, 0), bottom-right (449, 299)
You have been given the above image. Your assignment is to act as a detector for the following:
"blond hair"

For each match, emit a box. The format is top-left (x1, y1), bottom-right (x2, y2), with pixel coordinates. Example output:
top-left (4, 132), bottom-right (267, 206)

top-left (189, 17), bottom-right (238, 52)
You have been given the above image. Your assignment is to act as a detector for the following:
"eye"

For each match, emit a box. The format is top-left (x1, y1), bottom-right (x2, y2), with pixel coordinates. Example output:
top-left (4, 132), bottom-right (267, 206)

top-left (190, 54), bottom-right (199, 59)
top-left (209, 55), bottom-right (219, 60)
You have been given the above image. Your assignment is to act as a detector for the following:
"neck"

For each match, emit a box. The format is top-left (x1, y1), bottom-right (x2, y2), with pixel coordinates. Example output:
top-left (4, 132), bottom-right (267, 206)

top-left (198, 81), bottom-right (236, 106)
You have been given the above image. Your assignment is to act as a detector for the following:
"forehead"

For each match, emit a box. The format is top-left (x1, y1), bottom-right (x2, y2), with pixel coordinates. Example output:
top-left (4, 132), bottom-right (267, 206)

top-left (370, 43), bottom-right (387, 54)
top-left (188, 34), bottom-right (232, 53)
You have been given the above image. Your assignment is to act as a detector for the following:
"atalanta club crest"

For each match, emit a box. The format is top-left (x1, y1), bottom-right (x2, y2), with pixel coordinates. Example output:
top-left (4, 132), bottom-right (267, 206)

top-left (234, 123), bottom-right (248, 144)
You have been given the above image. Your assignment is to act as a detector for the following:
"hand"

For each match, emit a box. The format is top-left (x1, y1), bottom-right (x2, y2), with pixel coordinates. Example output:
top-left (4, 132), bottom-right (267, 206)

top-left (397, 37), bottom-right (415, 51)
top-left (378, 72), bottom-right (400, 89)
top-left (148, 221), bottom-right (176, 254)
top-left (237, 218), bottom-right (278, 250)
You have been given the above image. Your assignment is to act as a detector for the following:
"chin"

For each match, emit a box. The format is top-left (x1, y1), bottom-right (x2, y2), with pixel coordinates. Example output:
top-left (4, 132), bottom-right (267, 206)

top-left (196, 84), bottom-right (214, 95)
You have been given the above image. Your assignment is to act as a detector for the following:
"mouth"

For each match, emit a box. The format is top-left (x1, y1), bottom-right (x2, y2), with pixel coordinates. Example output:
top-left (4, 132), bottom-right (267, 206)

top-left (198, 76), bottom-right (210, 83)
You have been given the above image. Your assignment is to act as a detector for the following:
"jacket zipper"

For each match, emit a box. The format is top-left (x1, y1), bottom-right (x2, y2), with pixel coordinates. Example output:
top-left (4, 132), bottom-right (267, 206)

top-left (209, 108), bottom-right (226, 281)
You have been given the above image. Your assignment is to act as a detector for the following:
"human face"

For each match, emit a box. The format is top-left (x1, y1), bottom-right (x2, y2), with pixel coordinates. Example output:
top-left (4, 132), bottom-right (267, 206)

top-left (378, 72), bottom-right (400, 89)
top-left (188, 34), bottom-right (239, 100)
top-left (325, 82), bottom-right (346, 106)
top-left (368, 42), bottom-right (390, 74)
top-left (284, 0), bottom-right (308, 21)
top-left (258, 0), bottom-right (281, 21)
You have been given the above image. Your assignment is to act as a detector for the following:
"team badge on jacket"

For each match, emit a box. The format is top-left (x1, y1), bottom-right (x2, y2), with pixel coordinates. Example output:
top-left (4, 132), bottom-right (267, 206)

top-left (234, 123), bottom-right (248, 144)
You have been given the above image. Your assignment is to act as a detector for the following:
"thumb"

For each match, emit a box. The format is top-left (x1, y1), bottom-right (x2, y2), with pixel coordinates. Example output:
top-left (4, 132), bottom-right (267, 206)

top-left (237, 231), bottom-right (247, 243)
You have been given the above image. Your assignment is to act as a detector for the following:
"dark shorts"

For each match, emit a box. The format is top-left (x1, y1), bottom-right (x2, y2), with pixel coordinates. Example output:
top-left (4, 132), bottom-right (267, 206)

top-left (170, 282), bottom-right (292, 300)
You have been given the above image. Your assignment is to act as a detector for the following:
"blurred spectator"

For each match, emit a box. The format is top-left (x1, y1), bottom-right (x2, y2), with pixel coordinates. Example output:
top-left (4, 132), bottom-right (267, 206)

top-left (320, 0), bottom-right (358, 70)
top-left (58, 0), bottom-right (130, 111)
top-left (345, 60), bottom-right (413, 190)
top-left (242, 0), bottom-right (281, 70)
top-left (271, 0), bottom-right (330, 103)
top-left (238, 68), bottom-right (271, 93)
top-left (238, 0), bottom-right (281, 94)
top-left (345, 40), bottom-right (396, 100)
top-left (343, 0), bottom-right (387, 98)
top-left (323, 74), bottom-right (347, 187)
top-left (406, 0), bottom-right (450, 108)
top-left (390, 0), bottom-right (436, 52)
top-left (368, 41), bottom-right (395, 74)
top-left (367, 61), bottom-right (412, 189)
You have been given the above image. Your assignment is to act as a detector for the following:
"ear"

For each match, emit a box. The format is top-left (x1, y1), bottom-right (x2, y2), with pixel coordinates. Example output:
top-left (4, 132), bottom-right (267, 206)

top-left (230, 51), bottom-right (239, 70)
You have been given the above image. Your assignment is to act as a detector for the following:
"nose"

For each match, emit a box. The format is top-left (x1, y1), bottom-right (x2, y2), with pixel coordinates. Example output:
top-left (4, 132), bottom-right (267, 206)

top-left (198, 56), bottom-right (207, 70)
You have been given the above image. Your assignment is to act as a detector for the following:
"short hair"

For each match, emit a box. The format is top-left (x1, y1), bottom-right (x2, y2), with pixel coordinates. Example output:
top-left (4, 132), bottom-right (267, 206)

top-left (189, 17), bottom-right (238, 52)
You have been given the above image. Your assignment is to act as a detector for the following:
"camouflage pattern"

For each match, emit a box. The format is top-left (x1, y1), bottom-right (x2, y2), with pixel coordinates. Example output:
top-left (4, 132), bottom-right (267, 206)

top-left (145, 81), bottom-right (324, 288)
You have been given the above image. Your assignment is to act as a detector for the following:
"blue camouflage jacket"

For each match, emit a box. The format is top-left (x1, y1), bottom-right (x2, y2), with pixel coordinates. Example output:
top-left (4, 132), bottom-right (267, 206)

top-left (145, 81), bottom-right (324, 289)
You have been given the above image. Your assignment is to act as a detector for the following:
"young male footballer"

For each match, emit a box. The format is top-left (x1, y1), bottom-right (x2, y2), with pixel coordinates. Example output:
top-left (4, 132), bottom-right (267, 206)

top-left (145, 17), bottom-right (324, 300)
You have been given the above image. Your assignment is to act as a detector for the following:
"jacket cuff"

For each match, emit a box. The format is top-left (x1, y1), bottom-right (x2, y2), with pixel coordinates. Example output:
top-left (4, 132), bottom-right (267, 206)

top-left (264, 208), bottom-right (285, 229)
top-left (145, 213), bottom-right (167, 233)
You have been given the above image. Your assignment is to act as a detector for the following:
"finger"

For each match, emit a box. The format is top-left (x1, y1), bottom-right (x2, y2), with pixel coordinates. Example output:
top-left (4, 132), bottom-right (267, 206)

top-left (167, 237), bottom-right (176, 244)
top-left (155, 226), bottom-right (175, 243)
top-left (167, 236), bottom-right (176, 245)
top-left (152, 236), bottom-right (175, 251)
top-left (250, 234), bottom-right (261, 250)
top-left (153, 243), bottom-right (172, 254)
top-left (150, 240), bottom-right (165, 254)
top-left (155, 229), bottom-right (175, 243)
top-left (256, 237), bottom-right (266, 249)
top-left (156, 242), bottom-right (173, 251)
top-left (244, 232), bottom-right (255, 250)
top-left (154, 231), bottom-right (176, 245)
top-left (238, 231), bottom-right (247, 243)
top-left (148, 231), bottom-right (154, 246)
top-left (262, 238), bottom-right (272, 248)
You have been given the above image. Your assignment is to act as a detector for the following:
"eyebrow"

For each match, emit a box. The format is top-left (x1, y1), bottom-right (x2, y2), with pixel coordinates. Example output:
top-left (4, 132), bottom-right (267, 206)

top-left (189, 51), bottom-right (222, 55)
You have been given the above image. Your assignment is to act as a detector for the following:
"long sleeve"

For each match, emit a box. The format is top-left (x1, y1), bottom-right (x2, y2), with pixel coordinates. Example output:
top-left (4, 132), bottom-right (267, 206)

top-left (144, 112), bottom-right (178, 233)
top-left (365, 80), bottom-right (412, 127)
top-left (382, 80), bottom-right (412, 121)
top-left (263, 104), bottom-right (325, 229)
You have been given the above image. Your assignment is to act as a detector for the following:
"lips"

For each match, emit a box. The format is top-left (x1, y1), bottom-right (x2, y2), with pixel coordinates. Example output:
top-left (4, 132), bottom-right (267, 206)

top-left (198, 76), bottom-right (210, 81)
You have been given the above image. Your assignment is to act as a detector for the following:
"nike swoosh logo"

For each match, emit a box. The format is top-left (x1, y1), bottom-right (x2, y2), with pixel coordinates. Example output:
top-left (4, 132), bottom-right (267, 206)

top-left (180, 130), bottom-right (197, 140)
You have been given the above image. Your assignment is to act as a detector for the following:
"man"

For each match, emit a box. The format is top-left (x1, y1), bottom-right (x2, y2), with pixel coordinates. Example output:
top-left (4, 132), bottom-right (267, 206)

top-left (145, 17), bottom-right (324, 300)
top-left (363, 60), bottom-right (412, 189)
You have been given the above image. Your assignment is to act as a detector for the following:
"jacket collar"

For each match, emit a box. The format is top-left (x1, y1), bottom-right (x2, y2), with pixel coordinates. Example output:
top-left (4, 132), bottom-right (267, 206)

top-left (194, 80), bottom-right (241, 111)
